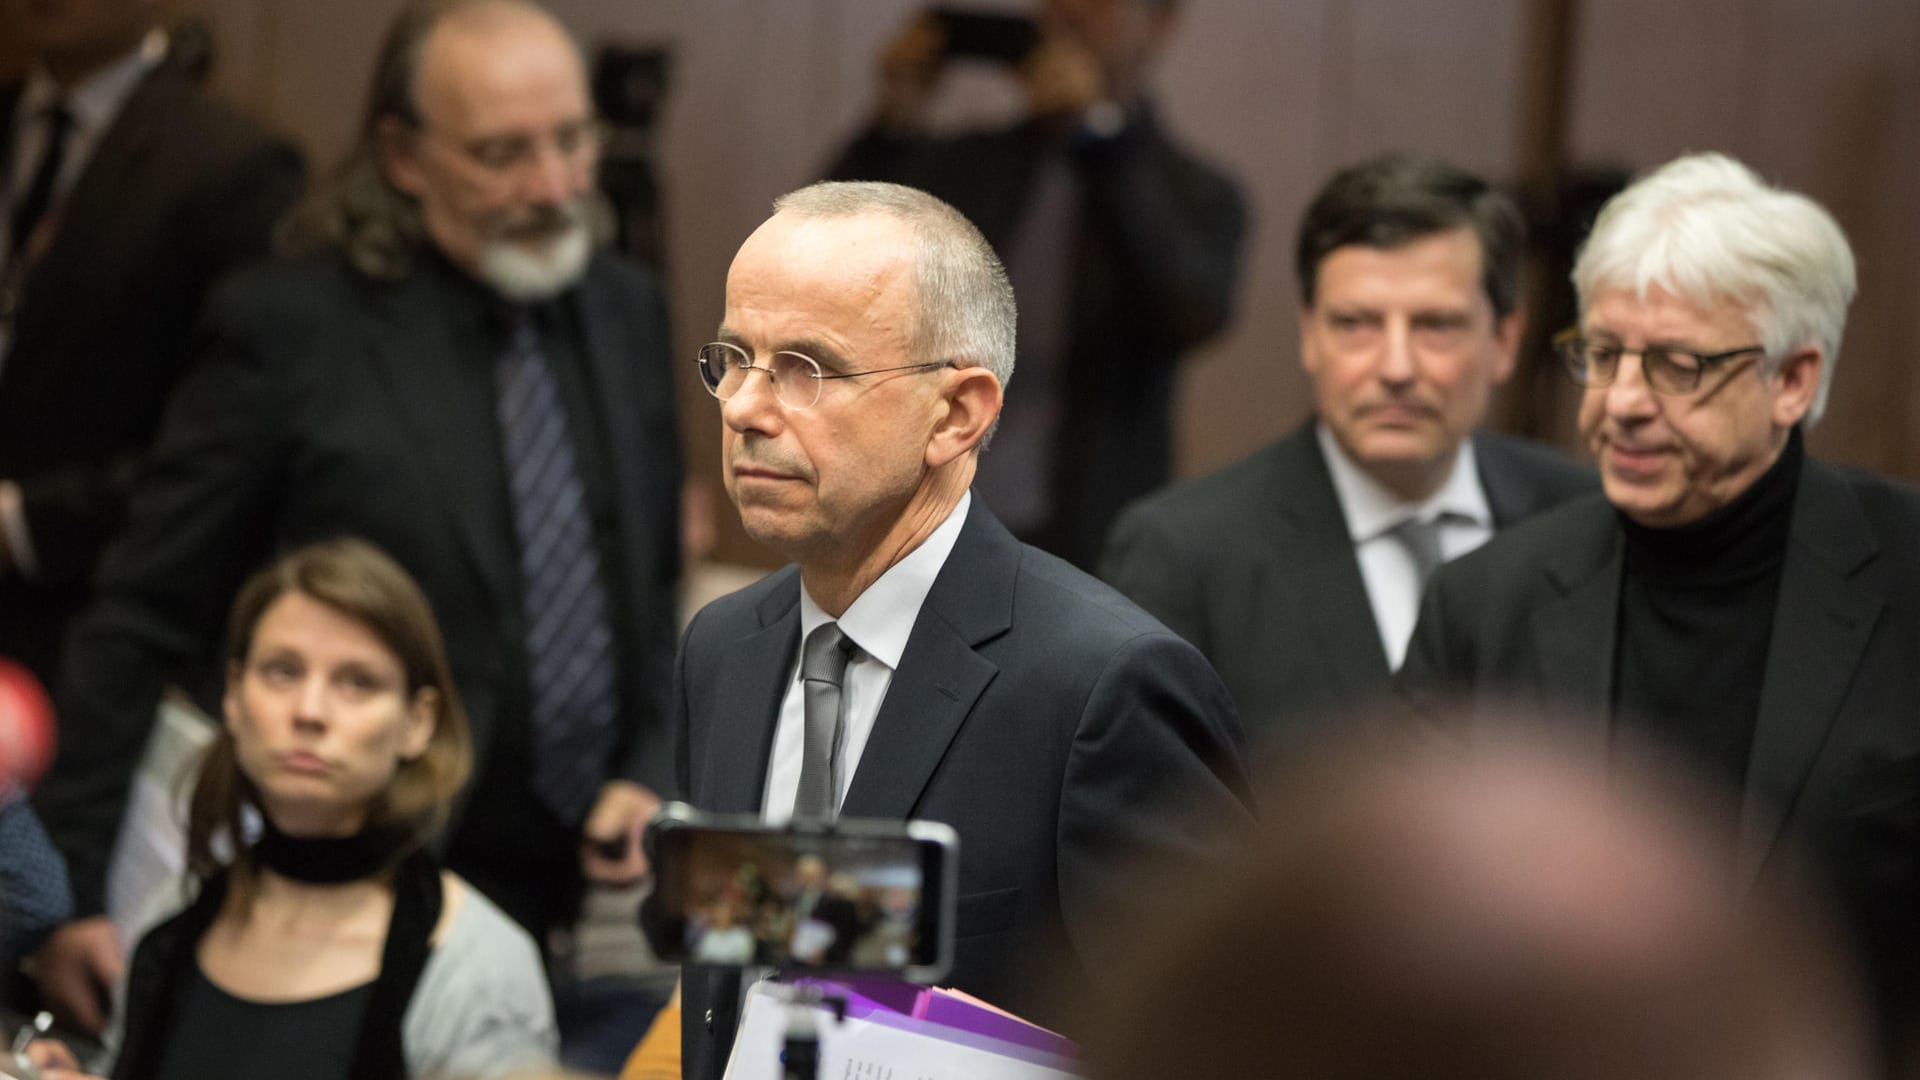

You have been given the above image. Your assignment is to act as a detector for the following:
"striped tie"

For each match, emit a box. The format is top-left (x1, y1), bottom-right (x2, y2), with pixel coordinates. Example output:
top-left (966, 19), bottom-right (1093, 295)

top-left (495, 309), bottom-right (618, 826)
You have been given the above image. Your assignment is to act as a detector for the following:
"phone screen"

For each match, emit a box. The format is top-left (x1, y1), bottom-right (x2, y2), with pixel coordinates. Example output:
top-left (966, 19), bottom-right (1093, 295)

top-left (644, 810), bottom-right (955, 980)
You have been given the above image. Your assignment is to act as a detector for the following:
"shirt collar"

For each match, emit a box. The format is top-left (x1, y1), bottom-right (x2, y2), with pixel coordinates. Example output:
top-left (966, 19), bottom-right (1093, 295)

top-left (21, 28), bottom-right (167, 135)
top-left (798, 490), bottom-right (972, 670)
top-left (1316, 422), bottom-right (1492, 543)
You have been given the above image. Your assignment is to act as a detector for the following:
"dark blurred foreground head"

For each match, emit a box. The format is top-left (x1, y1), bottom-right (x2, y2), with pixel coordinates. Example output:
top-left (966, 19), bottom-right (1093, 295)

top-left (1081, 728), bottom-right (1876, 1080)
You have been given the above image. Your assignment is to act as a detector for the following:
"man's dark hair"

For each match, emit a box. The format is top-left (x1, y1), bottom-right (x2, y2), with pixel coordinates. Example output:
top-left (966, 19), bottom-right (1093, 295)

top-left (1295, 153), bottom-right (1526, 319)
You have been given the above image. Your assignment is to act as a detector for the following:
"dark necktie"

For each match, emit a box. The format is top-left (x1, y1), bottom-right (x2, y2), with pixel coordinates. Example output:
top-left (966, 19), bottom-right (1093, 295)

top-left (9, 102), bottom-right (74, 266)
top-left (796, 623), bottom-right (853, 821)
top-left (495, 309), bottom-right (619, 826)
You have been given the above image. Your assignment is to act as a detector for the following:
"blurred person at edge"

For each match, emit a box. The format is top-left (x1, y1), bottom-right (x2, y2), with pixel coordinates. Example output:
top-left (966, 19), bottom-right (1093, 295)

top-left (23, 538), bottom-right (554, 1080)
top-left (0, 0), bottom-right (303, 694)
top-left (0, 656), bottom-right (69, 1007)
top-left (1081, 727), bottom-right (1877, 1080)
top-left (1401, 151), bottom-right (1920, 1071)
top-left (826, 0), bottom-right (1246, 569)
top-left (30, 0), bottom-right (681, 1044)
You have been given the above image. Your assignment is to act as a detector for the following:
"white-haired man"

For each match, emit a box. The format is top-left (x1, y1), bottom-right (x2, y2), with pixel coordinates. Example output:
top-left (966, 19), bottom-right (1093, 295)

top-left (1401, 152), bottom-right (1920, 1067)
top-left (673, 180), bottom-right (1249, 1080)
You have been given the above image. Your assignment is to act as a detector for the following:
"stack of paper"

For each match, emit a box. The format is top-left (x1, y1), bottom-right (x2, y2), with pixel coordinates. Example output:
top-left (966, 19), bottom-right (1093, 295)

top-left (724, 978), bottom-right (1081, 1079)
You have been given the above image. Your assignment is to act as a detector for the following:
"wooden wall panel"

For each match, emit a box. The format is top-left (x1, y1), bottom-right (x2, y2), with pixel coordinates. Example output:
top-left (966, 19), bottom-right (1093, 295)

top-left (164, 0), bottom-right (1920, 559)
top-left (1567, 0), bottom-right (1920, 480)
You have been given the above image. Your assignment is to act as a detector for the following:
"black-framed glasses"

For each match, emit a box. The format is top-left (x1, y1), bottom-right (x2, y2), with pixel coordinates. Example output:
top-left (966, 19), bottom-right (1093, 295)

top-left (695, 341), bottom-right (951, 410)
top-left (1553, 328), bottom-right (1766, 396)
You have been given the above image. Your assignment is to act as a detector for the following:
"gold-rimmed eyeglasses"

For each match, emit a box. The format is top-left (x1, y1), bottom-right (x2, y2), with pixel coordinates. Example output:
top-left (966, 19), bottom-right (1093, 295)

top-left (1553, 328), bottom-right (1766, 396)
top-left (695, 341), bottom-right (952, 410)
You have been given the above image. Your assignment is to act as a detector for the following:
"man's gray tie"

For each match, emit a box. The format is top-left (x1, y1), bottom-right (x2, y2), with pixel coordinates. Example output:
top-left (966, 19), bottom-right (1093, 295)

top-left (1388, 515), bottom-right (1448, 595)
top-left (496, 308), bottom-right (618, 826)
top-left (796, 623), bottom-right (854, 821)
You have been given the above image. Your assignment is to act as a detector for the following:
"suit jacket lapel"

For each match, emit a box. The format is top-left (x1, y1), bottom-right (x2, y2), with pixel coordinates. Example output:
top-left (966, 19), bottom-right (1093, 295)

top-left (1277, 426), bottom-right (1395, 696)
top-left (572, 259), bottom-right (656, 546)
top-left (1526, 501), bottom-right (1621, 744)
top-left (703, 582), bottom-right (802, 814)
top-left (840, 502), bottom-right (1008, 818)
top-left (361, 269), bottom-right (520, 609)
top-left (23, 66), bottom-right (171, 280)
top-left (1736, 461), bottom-right (1883, 889)
top-left (1477, 434), bottom-right (1543, 527)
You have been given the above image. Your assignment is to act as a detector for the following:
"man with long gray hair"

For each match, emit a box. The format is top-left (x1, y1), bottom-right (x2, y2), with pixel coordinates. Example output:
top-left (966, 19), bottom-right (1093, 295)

top-left (1402, 152), bottom-right (1920, 1070)
top-left (32, 0), bottom-right (682, 1037)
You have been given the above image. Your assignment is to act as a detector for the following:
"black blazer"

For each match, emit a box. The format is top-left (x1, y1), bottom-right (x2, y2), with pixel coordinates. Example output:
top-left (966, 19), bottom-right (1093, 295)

top-left (0, 62), bottom-right (303, 684)
top-left (35, 251), bottom-right (682, 918)
top-left (1100, 421), bottom-right (1594, 741)
top-left (1400, 458), bottom-right (1920, 1037)
top-left (828, 107), bottom-right (1247, 568)
top-left (675, 500), bottom-right (1250, 1080)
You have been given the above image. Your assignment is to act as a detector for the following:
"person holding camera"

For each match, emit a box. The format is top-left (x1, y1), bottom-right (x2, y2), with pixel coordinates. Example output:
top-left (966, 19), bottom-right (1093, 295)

top-left (827, 0), bottom-right (1247, 571)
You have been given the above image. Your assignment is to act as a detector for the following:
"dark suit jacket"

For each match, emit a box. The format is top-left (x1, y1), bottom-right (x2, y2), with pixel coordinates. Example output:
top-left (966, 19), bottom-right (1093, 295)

top-left (1100, 422), bottom-right (1594, 741)
top-left (35, 250), bottom-right (682, 924)
top-left (1400, 457), bottom-right (1920, 1039)
top-left (0, 62), bottom-right (303, 686)
top-left (675, 500), bottom-right (1249, 1080)
top-left (828, 108), bottom-right (1246, 568)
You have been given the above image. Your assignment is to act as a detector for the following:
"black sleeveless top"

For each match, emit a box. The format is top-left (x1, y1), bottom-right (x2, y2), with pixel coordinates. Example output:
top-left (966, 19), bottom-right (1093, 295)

top-left (151, 962), bottom-right (374, 1080)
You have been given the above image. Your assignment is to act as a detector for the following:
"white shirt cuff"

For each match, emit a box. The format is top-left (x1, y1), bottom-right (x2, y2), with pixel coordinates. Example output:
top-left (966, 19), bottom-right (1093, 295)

top-left (0, 480), bottom-right (42, 579)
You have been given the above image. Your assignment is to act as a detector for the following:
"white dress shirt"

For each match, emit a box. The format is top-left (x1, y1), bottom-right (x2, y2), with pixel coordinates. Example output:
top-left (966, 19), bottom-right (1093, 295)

top-left (760, 491), bottom-right (972, 822)
top-left (1317, 424), bottom-right (1494, 670)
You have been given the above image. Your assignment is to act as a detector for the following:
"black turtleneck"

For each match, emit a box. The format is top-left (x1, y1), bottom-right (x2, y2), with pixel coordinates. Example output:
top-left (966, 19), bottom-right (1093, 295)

top-left (1613, 427), bottom-right (1804, 803)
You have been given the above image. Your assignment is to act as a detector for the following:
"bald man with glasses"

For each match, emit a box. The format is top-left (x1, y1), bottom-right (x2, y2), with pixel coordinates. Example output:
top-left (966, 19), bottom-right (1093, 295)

top-left (671, 179), bottom-right (1248, 1080)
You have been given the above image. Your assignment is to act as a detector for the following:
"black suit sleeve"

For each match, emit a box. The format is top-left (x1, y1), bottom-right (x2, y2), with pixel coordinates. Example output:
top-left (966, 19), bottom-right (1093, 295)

top-left (35, 287), bottom-right (295, 915)
top-left (607, 266), bottom-right (684, 797)
top-left (1057, 628), bottom-right (1251, 949)
top-left (14, 135), bottom-right (302, 587)
top-left (1097, 500), bottom-right (1211, 655)
top-left (1073, 112), bottom-right (1246, 357)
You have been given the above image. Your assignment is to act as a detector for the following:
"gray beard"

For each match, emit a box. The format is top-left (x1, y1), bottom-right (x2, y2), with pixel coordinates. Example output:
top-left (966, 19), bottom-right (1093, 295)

top-left (478, 221), bottom-right (592, 301)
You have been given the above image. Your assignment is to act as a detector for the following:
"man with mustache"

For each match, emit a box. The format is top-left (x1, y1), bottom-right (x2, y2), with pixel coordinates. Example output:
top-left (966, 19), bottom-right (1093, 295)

top-left (1400, 152), bottom-right (1920, 1071)
top-left (672, 180), bottom-right (1248, 1080)
top-left (1102, 154), bottom-right (1591, 745)
top-left (30, 0), bottom-right (681, 1041)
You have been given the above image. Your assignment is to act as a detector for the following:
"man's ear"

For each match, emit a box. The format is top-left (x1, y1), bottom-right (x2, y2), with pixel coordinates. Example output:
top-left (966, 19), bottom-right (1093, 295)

top-left (1489, 308), bottom-right (1525, 385)
top-left (1298, 304), bottom-right (1321, 378)
top-left (378, 116), bottom-right (426, 198)
top-left (927, 366), bottom-right (1004, 468)
top-left (1771, 346), bottom-right (1822, 428)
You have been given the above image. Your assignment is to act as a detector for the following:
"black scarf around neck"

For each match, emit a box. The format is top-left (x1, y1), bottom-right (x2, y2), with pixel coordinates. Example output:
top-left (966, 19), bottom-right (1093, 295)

top-left (113, 846), bottom-right (443, 1080)
top-left (252, 816), bottom-right (416, 884)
